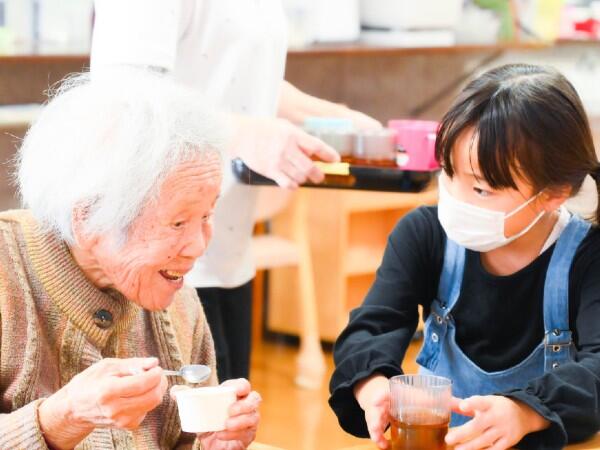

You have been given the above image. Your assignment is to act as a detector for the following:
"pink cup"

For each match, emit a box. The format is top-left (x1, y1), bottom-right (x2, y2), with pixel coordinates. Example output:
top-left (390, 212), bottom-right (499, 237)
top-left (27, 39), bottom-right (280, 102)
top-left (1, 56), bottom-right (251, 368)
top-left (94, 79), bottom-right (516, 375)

top-left (388, 120), bottom-right (440, 171)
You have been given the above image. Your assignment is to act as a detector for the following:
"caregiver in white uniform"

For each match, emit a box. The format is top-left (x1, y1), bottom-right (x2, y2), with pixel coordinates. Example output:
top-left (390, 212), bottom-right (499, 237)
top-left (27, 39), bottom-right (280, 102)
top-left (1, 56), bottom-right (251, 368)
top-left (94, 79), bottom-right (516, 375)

top-left (91, 0), bottom-right (381, 382)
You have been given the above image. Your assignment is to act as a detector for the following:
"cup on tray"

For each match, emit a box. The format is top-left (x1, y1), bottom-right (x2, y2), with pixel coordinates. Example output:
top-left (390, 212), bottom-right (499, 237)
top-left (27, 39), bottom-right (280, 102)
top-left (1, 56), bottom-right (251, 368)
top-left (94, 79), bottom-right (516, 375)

top-left (303, 117), bottom-right (355, 161)
top-left (388, 119), bottom-right (440, 171)
top-left (354, 128), bottom-right (398, 167)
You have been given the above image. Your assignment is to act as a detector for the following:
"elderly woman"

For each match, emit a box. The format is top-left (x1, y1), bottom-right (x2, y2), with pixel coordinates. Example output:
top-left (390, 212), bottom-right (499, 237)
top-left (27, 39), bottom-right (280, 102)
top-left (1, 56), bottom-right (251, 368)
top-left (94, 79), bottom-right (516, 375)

top-left (0, 70), bottom-right (260, 449)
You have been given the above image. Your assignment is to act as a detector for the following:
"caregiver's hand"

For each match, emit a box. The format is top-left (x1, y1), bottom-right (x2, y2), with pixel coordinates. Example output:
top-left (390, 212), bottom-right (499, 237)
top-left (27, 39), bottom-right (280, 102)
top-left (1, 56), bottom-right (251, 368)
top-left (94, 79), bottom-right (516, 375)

top-left (39, 357), bottom-right (167, 449)
top-left (354, 373), bottom-right (391, 449)
top-left (198, 378), bottom-right (262, 450)
top-left (277, 80), bottom-right (383, 132)
top-left (446, 395), bottom-right (550, 450)
top-left (337, 105), bottom-right (383, 132)
top-left (229, 115), bottom-right (340, 189)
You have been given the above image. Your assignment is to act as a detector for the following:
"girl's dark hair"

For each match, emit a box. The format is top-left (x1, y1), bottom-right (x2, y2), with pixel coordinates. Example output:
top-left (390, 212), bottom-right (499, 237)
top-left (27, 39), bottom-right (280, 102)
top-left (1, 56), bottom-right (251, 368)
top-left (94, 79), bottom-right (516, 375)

top-left (436, 63), bottom-right (600, 224)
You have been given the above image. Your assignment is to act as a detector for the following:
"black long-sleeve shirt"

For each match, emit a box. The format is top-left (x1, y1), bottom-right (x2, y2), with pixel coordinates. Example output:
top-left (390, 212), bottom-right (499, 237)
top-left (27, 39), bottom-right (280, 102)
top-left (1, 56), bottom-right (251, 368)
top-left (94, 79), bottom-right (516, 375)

top-left (329, 206), bottom-right (600, 450)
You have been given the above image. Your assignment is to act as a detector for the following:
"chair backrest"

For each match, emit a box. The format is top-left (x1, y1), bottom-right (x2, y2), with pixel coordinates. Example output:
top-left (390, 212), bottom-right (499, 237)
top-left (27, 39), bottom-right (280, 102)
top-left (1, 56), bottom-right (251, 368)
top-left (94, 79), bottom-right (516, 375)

top-left (253, 186), bottom-right (293, 223)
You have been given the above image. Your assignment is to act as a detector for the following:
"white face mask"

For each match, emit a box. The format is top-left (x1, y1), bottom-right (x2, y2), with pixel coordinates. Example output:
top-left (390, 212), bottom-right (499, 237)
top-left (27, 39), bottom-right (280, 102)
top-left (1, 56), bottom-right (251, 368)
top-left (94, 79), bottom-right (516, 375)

top-left (437, 175), bottom-right (545, 252)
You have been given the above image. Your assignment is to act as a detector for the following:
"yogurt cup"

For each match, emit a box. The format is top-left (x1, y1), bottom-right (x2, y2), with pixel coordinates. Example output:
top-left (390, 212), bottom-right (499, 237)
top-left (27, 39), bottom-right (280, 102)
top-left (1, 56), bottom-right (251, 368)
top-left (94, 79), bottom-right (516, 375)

top-left (175, 386), bottom-right (237, 433)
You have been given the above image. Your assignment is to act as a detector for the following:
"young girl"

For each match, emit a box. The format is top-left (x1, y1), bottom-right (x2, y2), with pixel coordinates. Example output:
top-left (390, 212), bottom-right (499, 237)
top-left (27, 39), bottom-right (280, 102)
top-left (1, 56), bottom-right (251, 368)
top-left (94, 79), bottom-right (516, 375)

top-left (329, 64), bottom-right (600, 450)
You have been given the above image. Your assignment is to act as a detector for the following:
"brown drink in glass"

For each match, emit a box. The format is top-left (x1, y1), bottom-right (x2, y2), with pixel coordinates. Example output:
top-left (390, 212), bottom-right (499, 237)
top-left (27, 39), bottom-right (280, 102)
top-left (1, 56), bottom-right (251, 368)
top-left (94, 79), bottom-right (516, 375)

top-left (389, 375), bottom-right (452, 450)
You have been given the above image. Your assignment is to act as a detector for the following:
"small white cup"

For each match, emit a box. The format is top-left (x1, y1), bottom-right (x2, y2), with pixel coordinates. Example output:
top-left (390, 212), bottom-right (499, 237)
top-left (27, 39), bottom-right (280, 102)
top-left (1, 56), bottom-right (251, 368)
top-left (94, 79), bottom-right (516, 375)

top-left (175, 386), bottom-right (237, 433)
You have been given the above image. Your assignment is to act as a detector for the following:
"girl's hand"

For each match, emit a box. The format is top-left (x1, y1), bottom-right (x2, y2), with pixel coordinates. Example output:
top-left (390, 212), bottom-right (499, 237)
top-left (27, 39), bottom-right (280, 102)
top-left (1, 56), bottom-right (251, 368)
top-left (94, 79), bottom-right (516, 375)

top-left (446, 395), bottom-right (550, 450)
top-left (199, 379), bottom-right (261, 450)
top-left (353, 376), bottom-right (462, 450)
top-left (354, 374), bottom-right (391, 449)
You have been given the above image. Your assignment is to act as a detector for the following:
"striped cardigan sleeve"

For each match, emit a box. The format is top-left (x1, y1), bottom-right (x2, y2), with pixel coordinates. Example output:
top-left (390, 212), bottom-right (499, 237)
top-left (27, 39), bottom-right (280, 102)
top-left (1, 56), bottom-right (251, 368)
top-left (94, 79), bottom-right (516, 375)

top-left (0, 266), bottom-right (49, 450)
top-left (0, 399), bottom-right (50, 450)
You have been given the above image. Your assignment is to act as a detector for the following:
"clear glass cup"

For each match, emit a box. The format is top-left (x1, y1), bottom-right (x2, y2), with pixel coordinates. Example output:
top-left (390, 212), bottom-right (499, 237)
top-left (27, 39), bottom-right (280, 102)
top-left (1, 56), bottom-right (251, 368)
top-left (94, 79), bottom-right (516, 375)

top-left (389, 374), bottom-right (452, 450)
top-left (353, 128), bottom-right (398, 167)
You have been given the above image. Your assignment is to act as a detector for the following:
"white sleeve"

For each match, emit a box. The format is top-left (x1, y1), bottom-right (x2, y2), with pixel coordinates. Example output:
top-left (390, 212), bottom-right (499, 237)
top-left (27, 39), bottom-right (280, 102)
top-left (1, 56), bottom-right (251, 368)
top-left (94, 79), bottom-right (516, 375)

top-left (91, 0), bottom-right (182, 72)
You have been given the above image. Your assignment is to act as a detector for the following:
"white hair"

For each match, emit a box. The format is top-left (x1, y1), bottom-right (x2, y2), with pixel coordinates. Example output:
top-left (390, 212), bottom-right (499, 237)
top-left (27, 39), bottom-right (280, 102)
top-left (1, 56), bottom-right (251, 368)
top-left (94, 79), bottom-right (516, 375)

top-left (17, 68), bottom-right (227, 244)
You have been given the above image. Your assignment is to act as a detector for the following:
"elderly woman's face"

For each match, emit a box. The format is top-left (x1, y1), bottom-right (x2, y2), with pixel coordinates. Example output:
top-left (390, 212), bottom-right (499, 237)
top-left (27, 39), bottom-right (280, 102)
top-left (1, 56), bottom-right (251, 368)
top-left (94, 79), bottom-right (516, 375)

top-left (89, 154), bottom-right (221, 310)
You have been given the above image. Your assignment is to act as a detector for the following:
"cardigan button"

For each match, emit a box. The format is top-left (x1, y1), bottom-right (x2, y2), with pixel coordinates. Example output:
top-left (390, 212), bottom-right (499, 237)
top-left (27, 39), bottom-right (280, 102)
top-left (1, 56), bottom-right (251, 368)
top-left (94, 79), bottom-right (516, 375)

top-left (93, 309), bottom-right (113, 329)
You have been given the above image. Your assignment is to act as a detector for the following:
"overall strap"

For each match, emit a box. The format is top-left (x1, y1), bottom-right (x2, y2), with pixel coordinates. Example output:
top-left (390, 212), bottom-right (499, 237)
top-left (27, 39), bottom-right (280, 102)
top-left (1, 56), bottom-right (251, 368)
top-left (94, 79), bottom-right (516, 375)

top-left (416, 237), bottom-right (466, 371)
top-left (438, 237), bottom-right (466, 312)
top-left (543, 215), bottom-right (591, 334)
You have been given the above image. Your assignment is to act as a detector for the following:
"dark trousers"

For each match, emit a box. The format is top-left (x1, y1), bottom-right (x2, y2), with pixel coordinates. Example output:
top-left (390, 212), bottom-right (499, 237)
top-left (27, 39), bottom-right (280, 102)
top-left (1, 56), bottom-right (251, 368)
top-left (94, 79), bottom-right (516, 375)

top-left (196, 280), bottom-right (253, 383)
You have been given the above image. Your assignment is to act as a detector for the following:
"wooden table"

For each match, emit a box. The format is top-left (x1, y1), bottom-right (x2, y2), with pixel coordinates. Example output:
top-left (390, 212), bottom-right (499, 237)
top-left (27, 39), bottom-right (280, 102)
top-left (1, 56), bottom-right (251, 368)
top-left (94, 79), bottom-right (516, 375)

top-left (248, 443), bottom-right (285, 450)
top-left (341, 433), bottom-right (600, 450)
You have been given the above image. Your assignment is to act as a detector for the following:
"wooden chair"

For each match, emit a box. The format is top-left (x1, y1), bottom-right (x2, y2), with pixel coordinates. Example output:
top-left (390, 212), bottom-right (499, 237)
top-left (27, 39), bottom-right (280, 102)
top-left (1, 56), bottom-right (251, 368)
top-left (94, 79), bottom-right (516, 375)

top-left (251, 187), bottom-right (326, 389)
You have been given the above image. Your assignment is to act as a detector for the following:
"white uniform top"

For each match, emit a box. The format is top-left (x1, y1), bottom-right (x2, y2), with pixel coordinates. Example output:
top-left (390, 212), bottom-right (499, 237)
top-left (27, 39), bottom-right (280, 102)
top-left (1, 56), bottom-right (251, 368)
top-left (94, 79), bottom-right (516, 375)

top-left (91, 0), bottom-right (288, 288)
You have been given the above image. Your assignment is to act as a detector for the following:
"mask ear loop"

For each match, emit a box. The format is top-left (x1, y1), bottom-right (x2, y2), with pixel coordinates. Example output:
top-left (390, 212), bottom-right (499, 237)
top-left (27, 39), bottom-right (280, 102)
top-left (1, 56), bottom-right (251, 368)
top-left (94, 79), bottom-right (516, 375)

top-left (505, 190), bottom-right (545, 219)
top-left (503, 192), bottom-right (547, 241)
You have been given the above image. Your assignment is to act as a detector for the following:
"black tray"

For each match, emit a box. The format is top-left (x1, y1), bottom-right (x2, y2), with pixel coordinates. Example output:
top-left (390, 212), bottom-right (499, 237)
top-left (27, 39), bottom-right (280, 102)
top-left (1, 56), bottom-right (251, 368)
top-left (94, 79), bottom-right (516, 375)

top-left (232, 159), bottom-right (438, 193)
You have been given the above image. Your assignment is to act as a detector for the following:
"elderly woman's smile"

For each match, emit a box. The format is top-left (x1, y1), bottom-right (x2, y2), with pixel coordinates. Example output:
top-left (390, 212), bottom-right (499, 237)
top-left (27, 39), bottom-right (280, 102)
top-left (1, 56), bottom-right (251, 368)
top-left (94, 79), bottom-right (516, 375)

top-left (71, 156), bottom-right (222, 311)
top-left (160, 270), bottom-right (185, 282)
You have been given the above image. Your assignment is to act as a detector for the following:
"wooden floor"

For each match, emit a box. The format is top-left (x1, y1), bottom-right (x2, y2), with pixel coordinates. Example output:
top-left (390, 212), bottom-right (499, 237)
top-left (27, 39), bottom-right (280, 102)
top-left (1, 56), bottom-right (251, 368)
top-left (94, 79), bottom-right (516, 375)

top-left (250, 339), bottom-right (421, 450)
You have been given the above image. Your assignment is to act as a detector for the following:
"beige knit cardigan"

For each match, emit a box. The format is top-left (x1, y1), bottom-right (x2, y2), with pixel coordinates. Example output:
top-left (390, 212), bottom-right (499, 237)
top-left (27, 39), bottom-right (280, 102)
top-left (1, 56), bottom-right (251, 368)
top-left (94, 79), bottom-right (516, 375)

top-left (0, 210), bottom-right (218, 449)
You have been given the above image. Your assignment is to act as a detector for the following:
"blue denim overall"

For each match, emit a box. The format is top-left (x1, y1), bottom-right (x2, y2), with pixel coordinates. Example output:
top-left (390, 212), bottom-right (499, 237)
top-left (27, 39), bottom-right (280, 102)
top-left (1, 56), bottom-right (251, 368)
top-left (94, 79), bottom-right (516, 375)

top-left (416, 215), bottom-right (591, 426)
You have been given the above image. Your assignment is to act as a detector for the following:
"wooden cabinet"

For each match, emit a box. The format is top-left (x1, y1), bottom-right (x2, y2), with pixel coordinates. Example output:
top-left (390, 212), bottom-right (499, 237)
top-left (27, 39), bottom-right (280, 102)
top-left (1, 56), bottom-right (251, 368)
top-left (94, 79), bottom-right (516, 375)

top-left (267, 185), bottom-right (438, 342)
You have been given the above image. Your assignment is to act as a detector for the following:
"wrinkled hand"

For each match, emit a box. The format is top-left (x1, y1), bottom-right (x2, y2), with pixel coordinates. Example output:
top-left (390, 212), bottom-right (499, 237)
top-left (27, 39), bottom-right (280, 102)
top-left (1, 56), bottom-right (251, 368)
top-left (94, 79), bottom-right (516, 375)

top-left (229, 115), bottom-right (340, 189)
top-left (446, 395), bottom-right (550, 450)
top-left (175, 379), bottom-right (260, 450)
top-left (39, 357), bottom-right (168, 449)
top-left (63, 357), bottom-right (167, 428)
